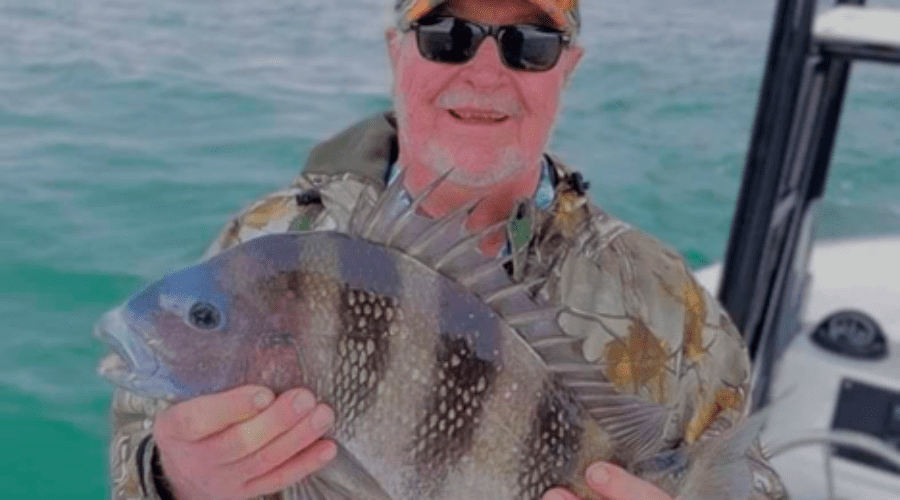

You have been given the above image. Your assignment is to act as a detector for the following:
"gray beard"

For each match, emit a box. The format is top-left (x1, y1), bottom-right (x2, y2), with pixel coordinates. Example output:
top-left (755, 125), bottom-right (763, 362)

top-left (421, 141), bottom-right (527, 188)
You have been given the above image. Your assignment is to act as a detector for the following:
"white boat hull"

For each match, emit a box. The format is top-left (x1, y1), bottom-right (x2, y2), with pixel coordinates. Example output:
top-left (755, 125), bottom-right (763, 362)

top-left (695, 237), bottom-right (900, 500)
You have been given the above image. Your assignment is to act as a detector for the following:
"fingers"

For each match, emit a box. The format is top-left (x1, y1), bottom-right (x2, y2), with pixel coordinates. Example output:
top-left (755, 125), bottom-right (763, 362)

top-left (160, 385), bottom-right (275, 441)
top-left (243, 439), bottom-right (338, 494)
top-left (583, 463), bottom-right (673, 500)
top-left (204, 388), bottom-right (319, 463)
top-left (220, 400), bottom-right (335, 479)
top-left (542, 463), bottom-right (674, 500)
top-left (153, 386), bottom-right (338, 500)
top-left (541, 488), bottom-right (580, 500)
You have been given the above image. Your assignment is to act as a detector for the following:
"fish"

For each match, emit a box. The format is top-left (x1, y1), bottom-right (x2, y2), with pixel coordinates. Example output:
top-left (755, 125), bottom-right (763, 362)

top-left (95, 171), bottom-right (768, 500)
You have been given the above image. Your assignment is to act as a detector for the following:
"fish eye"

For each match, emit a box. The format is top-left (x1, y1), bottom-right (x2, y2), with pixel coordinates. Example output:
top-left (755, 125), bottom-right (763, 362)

top-left (187, 302), bottom-right (222, 330)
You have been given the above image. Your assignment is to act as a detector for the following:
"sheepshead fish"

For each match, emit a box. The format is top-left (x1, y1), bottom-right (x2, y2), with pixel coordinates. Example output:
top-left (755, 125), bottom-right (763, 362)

top-left (96, 173), bottom-right (766, 500)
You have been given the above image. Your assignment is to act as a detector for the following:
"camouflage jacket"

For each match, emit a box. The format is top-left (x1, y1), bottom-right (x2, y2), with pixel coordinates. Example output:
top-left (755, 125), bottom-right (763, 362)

top-left (105, 112), bottom-right (787, 500)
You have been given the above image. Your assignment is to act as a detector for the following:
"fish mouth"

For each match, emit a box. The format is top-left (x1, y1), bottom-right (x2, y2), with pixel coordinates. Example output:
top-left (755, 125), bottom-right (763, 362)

top-left (97, 351), bottom-right (131, 385)
top-left (94, 307), bottom-right (160, 389)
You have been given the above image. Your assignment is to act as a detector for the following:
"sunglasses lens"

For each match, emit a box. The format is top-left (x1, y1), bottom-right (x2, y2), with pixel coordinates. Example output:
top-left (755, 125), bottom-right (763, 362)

top-left (413, 17), bottom-right (566, 72)
top-left (501, 26), bottom-right (564, 71)
top-left (416, 18), bottom-right (482, 64)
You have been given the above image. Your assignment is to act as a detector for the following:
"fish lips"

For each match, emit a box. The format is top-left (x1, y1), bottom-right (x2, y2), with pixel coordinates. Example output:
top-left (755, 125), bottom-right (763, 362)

top-left (94, 306), bottom-right (167, 396)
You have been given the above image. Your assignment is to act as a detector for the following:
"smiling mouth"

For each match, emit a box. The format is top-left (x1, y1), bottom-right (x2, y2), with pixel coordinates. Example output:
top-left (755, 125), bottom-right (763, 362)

top-left (448, 109), bottom-right (509, 124)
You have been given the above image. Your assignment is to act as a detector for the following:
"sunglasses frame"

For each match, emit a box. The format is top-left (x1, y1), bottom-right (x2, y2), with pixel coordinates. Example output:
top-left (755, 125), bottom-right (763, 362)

top-left (408, 16), bottom-right (572, 72)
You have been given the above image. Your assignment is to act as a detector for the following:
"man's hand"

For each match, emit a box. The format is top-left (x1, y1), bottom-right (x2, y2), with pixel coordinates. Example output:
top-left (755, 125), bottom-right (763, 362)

top-left (542, 463), bottom-right (675, 500)
top-left (153, 385), bottom-right (337, 500)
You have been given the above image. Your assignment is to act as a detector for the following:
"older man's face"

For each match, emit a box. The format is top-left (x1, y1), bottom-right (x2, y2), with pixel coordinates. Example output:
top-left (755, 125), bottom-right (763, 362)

top-left (388, 0), bottom-right (582, 195)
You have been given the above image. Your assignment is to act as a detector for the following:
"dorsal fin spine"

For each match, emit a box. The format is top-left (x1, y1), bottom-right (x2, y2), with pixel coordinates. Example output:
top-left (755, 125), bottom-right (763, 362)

top-left (433, 219), bottom-right (510, 272)
top-left (456, 254), bottom-right (514, 289)
top-left (359, 168), bottom-right (408, 240)
top-left (502, 307), bottom-right (563, 328)
top-left (382, 169), bottom-right (454, 247)
top-left (482, 277), bottom-right (545, 306)
top-left (347, 189), bottom-right (379, 237)
top-left (405, 198), bottom-right (481, 261)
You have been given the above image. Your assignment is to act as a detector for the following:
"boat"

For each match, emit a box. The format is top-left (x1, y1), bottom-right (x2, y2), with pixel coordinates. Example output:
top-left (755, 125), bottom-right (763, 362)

top-left (692, 1), bottom-right (900, 498)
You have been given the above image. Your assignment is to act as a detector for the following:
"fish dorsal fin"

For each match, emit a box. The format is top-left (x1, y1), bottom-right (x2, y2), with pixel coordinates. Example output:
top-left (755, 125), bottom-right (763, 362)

top-left (402, 197), bottom-right (481, 265)
top-left (351, 167), bottom-right (408, 239)
top-left (455, 254), bottom-right (515, 295)
top-left (346, 187), bottom-right (380, 237)
top-left (346, 169), bottom-right (483, 265)
top-left (380, 168), bottom-right (454, 247)
top-left (350, 171), bottom-right (673, 467)
top-left (295, 443), bottom-right (393, 500)
top-left (433, 218), bottom-right (509, 274)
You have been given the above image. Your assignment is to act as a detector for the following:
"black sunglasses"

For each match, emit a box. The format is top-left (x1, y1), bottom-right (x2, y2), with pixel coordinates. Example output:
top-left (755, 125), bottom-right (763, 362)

top-left (409, 16), bottom-right (571, 72)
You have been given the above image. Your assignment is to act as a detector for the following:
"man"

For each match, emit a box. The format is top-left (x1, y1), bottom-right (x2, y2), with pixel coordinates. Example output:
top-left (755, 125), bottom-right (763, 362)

top-left (104, 0), bottom-right (787, 499)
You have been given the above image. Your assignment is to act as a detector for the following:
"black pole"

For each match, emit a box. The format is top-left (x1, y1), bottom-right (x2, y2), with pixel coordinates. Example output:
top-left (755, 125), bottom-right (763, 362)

top-left (717, 0), bottom-right (865, 408)
top-left (717, 0), bottom-right (817, 356)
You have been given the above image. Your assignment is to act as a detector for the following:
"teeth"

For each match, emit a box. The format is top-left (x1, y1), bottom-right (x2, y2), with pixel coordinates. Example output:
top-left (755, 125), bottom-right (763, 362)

top-left (98, 353), bottom-right (130, 379)
top-left (99, 353), bottom-right (124, 371)
top-left (450, 109), bottom-right (508, 121)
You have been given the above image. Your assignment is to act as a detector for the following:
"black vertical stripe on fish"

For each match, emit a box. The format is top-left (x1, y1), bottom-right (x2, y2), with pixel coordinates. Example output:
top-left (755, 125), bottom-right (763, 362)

top-left (518, 385), bottom-right (584, 500)
top-left (331, 285), bottom-right (395, 436)
top-left (411, 331), bottom-right (499, 495)
top-left (330, 235), bottom-right (403, 435)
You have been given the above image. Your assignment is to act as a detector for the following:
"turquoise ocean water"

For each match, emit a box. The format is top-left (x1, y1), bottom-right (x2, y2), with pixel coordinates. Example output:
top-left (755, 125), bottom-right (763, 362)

top-left (1, 0), bottom-right (898, 497)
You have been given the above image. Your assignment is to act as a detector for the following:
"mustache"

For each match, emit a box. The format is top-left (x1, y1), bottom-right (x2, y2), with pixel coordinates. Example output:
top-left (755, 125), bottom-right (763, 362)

top-left (436, 91), bottom-right (522, 116)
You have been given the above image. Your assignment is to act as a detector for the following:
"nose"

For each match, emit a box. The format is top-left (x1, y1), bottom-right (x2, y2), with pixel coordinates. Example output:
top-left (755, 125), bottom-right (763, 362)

top-left (462, 36), bottom-right (507, 89)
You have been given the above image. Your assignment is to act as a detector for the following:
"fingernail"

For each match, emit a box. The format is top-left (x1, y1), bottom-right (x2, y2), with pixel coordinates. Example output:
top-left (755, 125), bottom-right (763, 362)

top-left (253, 390), bottom-right (273, 409)
top-left (310, 405), bottom-right (334, 431)
top-left (587, 463), bottom-right (610, 486)
top-left (318, 441), bottom-right (337, 463)
top-left (541, 491), bottom-right (565, 500)
top-left (293, 391), bottom-right (316, 415)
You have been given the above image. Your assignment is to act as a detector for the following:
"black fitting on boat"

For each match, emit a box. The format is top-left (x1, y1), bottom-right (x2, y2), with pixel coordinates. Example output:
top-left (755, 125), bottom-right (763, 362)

top-left (811, 309), bottom-right (888, 360)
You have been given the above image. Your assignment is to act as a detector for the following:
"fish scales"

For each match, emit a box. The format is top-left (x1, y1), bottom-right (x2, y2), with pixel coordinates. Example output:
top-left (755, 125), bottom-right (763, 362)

top-left (318, 231), bottom-right (598, 499)
top-left (215, 230), bottom-right (595, 499)
top-left (96, 173), bottom-right (767, 500)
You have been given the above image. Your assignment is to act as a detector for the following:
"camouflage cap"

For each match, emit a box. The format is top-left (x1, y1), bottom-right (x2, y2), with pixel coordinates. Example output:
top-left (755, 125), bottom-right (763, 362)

top-left (395, 0), bottom-right (580, 36)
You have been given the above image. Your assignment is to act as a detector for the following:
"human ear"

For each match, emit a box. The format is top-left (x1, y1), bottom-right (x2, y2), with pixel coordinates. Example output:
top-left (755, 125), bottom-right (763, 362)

top-left (562, 44), bottom-right (584, 81)
top-left (385, 28), bottom-right (401, 78)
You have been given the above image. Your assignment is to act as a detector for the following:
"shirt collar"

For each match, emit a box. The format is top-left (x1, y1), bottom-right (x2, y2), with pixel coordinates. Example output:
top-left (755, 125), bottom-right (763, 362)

top-left (384, 157), bottom-right (556, 211)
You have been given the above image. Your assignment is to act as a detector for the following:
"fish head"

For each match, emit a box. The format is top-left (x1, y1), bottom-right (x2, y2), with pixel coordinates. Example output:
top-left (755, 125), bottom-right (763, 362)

top-left (95, 255), bottom-right (240, 401)
top-left (95, 234), bottom-right (324, 402)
